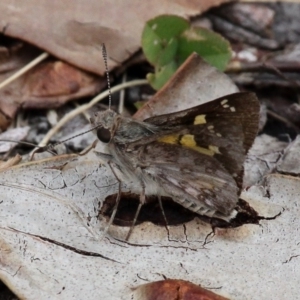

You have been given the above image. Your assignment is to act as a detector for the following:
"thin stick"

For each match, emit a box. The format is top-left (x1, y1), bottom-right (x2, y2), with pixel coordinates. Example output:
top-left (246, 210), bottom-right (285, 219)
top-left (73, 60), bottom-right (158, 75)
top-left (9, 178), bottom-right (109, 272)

top-left (32, 79), bottom-right (148, 152)
top-left (267, 109), bottom-right (300, 133)
top-left (0, 52), bottom-right (49, 91)
top-left (118, 72), bottom-right (127, 114)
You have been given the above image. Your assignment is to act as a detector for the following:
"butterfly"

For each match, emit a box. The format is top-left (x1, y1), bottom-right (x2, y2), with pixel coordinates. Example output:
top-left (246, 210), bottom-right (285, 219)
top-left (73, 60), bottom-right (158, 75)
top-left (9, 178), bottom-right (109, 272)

top-left (90, 91), bottom-right (260, 239)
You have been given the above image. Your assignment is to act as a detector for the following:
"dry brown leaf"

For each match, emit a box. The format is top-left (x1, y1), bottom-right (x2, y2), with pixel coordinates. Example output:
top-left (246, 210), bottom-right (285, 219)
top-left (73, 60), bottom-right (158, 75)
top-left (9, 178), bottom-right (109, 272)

top-left (20, 60), bottom-right (105, 109)
top-left (244, 134), bottom-right (287, 187)
top-left (0, 43), bottom-right (40, 129)
top-left (132, 279), bottom-right (230, 300)
top-left (0, 58), bottom-right (105, 126)
top-left (210, 3), bottom-right (278, 50)
top-left (276, 135), bottom-right (300, 175)
top-left (241, 0), bottom-right (299, 2)
top-left (0, 42), bottom-right (38, 73)
top-left (0, 151), bottom-right (299, 299)
top-left (0, 43), bottom-right (107, 130)
top-left (0, 0), bottom-right (232, 75)
top-left (134, 53), bottom-right (238, 120)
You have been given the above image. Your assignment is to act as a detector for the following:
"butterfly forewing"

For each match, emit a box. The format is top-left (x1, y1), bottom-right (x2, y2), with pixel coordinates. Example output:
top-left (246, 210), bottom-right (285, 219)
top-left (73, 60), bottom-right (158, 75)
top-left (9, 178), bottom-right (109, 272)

top-left (145, 92), bottom-right (260, 190)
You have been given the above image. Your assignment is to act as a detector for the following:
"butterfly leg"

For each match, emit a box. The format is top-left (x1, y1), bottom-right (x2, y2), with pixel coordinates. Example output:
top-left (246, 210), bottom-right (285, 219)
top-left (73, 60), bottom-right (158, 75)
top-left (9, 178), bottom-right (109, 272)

top-left (158, 195), bottom-right (169, 228)
top-left (125, 182), bottom-right (146, 241)
top-left (103, 160), bottom-right (122, 237)
top-left (30, 144), bottom-right (58, 161)
top-left (78, 139), bottom-right (98, 156)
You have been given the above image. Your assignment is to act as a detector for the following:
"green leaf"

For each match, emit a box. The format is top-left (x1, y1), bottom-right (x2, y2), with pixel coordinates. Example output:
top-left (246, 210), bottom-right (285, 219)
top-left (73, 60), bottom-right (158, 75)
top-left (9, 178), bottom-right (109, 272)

top-left (177, 27), bottom-right (231, 71)
top-left (155, 37), bottom-right (178, 67)
top-left (142, 15), bottom-right (189, 66)
top-left (147, 61), bottom-right (178, 90)
top-left (141, 15), bottom-right (232, 90)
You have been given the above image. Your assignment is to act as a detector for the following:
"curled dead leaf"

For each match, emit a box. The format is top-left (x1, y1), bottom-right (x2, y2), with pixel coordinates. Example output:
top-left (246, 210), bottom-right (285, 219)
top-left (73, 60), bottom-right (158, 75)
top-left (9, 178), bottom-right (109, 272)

top-left (21, 60), bottom-right (105, 108)
top-left (132, 279), bottom-right (230, 300)
top-left (134, 53), bottom-right (238, 120)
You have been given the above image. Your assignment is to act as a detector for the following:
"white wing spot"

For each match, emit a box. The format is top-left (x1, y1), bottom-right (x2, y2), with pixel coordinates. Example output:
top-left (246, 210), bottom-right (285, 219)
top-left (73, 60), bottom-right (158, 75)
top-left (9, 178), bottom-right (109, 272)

top-left (230, 106), bottom-right (236, 112)
top-left (223, 104), bottom-right (229, 108)
top-left (221, 99), bottom-right (228, 105)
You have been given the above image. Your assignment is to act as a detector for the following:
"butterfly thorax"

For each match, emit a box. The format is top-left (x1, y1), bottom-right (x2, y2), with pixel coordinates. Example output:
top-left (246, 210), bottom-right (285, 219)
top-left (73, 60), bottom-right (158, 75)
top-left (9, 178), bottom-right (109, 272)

top-left (91, 109), bottom-right (163, 145)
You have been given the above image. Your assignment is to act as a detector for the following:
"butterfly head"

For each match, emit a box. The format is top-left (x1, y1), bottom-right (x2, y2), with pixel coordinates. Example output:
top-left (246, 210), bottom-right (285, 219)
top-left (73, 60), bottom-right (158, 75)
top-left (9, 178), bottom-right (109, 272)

top-left (90, 109), bottom-right (118, 143)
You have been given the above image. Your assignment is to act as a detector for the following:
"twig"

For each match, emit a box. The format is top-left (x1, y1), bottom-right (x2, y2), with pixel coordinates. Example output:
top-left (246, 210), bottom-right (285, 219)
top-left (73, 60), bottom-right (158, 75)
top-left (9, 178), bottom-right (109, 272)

top-left (267, 109), bottom-right (300, 133)
top-left (0, 52), bottom-right (49, 90)
top-left (35, 79), bottom-right (148, 149)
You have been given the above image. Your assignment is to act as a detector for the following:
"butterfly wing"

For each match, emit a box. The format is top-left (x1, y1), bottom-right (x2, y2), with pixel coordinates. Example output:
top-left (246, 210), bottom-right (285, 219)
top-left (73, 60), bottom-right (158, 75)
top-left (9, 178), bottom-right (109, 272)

top-left (137, 141), bottom-right (239, 216)
top-left (105, 92), bottom-right (259, 218)
top-left (144, 92), bottom-right (260, 190)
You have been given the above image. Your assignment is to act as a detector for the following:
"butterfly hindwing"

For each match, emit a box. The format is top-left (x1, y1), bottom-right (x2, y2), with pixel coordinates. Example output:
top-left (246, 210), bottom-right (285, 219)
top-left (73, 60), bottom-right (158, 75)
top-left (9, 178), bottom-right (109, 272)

top-left (137, 141), bottom-right (239, 216)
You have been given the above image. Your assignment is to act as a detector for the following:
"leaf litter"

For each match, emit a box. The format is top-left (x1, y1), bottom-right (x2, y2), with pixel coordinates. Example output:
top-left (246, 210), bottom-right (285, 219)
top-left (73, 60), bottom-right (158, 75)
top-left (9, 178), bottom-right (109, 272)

top-left (1, 1), bottom-right (300, 300)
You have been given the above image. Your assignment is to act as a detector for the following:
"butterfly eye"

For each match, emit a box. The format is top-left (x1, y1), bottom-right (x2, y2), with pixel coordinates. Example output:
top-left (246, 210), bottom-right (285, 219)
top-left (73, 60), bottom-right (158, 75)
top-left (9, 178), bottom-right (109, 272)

top-left (97, 127), bottom-right (111, 143)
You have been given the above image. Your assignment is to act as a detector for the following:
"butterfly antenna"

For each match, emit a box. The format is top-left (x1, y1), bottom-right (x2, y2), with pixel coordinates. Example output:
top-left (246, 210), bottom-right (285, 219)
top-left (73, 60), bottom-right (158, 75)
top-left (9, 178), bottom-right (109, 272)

top-left (30, 122), bottom-right (102, 159)
top-left (48, 124), bottom-right (102, 148)
top-left (101, 43), bottom-right (112, 110)
top-left (0, 139), bottom-right (58, 157)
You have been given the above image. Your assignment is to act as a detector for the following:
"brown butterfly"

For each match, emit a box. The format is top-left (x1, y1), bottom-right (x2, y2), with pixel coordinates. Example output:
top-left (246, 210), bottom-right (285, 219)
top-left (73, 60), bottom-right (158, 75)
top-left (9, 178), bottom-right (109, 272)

top-left (91, 91), bottom-right (259, 240)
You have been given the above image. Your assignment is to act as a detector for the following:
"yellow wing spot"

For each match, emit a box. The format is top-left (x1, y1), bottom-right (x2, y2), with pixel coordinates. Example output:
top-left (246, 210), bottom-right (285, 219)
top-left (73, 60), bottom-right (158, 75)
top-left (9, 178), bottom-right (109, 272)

top-left (157, 134), bottom-right (179, 144)
top-left (180, 134), bottom-right (196, 147)
top-left (194, 114), bottom-right (206, 125)
top-left (221, 99), bottom-right (228, 105)
top-left (180, 134), bottom-right (215, 156)
top-left (230, 106), bottom-right (236, 112)
top-left (208, 145), bottom-right (221, 154)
